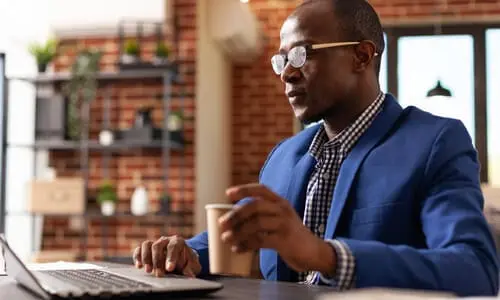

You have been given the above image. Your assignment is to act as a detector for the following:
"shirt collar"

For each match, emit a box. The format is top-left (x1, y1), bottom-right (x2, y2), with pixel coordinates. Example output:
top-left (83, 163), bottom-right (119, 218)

top-left (308, 92), bottom-right (386, 159)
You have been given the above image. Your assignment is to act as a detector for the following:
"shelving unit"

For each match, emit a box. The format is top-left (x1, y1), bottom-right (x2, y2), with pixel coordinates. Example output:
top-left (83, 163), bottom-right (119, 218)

top-left (5, 63), bottom-right (190, 262)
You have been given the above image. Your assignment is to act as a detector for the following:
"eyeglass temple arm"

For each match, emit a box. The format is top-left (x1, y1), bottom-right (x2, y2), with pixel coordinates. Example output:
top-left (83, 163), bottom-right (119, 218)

top-left (311, 42), bottom-right (379, 56)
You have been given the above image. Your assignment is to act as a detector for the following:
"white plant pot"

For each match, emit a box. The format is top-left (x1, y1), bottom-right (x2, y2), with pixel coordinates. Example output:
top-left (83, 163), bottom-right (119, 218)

top-left (121, 54), bottom-right (138, 64)
top-left (168, 115), bottom-right (182, 131)
top-left (101, 202), bottom-right (116, 216)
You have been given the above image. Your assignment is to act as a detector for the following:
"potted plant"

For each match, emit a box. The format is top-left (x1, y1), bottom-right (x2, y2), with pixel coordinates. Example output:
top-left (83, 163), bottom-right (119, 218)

top-left (167, 110), bottom-right (184, 132)
top-left (62, 49), bottom-right (102, 140)
top-left (28, 38), bottom-right (58, 73)
top-left (97, 180), bottom-right (118, 216)
top-left (152, 42), bottom-right (170, 65)
top-left (121, 39), bottom-right (140, 64)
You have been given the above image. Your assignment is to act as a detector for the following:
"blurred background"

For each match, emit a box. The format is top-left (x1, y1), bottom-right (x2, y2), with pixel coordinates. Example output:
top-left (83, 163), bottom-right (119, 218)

top-left (0, 0), bottom-right (499, 274)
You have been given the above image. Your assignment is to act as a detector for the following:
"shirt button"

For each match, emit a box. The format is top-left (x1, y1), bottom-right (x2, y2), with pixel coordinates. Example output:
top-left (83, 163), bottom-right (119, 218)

top-left (318, 224), bottom-right (325, 234)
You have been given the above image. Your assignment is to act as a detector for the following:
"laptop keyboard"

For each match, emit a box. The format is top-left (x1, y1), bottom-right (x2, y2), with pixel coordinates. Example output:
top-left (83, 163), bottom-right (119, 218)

top-left (45, 269), bottom-right (153, 290)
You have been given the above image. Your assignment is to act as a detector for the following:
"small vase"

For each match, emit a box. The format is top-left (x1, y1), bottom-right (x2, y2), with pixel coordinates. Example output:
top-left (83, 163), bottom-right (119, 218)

top-left (159, 195), bottom-right (171, 215)
top-left (101, 202), bottom-right (115, 216)
top-left (134, 108), bottom-right (153, 128)
top-left (131, 185), bottom-right (149, 216)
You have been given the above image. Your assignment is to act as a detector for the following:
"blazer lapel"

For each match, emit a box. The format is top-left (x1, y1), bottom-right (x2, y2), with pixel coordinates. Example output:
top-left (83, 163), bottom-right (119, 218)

top-left (324, 95), bottom-right (404, 239)
top-left (276, 127), bottom-right (319, 282)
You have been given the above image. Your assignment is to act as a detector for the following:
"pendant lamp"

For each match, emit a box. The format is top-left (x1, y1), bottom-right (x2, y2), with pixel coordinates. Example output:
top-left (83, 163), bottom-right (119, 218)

top-left (426, 0), bottom-right (453, 98)
top-left (427, 80), bottom-right (452, 97)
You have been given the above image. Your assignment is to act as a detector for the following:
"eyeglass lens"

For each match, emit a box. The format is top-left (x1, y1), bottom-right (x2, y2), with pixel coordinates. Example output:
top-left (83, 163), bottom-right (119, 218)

top-left (271, 45), bottom-right (307, 75)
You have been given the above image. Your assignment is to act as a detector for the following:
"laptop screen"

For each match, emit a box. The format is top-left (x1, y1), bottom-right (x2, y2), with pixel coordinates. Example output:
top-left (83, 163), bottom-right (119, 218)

top-left (0, 236), bottom-right (50, 299)
top-left (0, 53), bottom-right (5, 236)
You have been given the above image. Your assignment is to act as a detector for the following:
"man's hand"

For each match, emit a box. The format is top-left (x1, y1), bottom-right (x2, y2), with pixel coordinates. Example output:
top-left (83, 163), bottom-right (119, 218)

top-left (133, 235), bottom-right (201, 278)
top-left (219, 183), bottom-right (337, 275)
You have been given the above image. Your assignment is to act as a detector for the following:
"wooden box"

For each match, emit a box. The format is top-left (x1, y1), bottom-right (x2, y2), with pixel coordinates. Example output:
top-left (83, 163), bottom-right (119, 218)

top-left (27, 178), bottom-right (85, 215)
top-left (31, 250), bottom-right (79, 263)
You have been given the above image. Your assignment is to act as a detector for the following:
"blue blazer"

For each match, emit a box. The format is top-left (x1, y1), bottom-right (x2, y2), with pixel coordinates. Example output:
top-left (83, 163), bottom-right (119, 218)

top-left (187, 94), bottom-right (499, 296)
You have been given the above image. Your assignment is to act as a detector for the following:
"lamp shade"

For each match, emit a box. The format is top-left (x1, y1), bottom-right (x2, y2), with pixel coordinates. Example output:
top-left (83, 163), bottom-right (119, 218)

top-left (427, 80), bottom-right (452, 97)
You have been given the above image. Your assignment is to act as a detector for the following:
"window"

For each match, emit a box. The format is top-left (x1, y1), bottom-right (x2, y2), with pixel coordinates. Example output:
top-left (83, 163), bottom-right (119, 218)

top-left (379, 33), bottom-right (388, 93)
top-left (487, 29), bottom-right (500, 185)
top-left (397, 35), bottom-right (475, 142)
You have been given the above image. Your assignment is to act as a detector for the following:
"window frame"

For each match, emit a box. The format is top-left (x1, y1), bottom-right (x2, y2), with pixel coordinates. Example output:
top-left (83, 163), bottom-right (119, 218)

top-left (385, 23), bottom-right (500, 183)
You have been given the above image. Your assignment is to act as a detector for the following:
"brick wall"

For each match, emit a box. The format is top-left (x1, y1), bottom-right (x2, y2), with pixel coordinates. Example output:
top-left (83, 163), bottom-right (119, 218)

top-left (231, 0), bottom-right (500, 185)
top-left (41, 0), bottom-right (196, 261)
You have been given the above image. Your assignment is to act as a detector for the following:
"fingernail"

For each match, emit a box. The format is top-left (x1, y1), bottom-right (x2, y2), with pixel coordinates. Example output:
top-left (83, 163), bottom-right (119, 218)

top-left (135, 261), bottom-right (142, 268)
top-left (145, 264), bottom-right (152, 273)
top-left (155, 269), bottom-right (164, 277)
top-left (221, 231), bottom-right (231, 242)
top-left (166, 261), bottom-right (174, 271)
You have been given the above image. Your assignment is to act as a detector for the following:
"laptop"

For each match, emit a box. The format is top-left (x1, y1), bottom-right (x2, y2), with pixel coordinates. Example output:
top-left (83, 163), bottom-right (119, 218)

top-left (0, 236), bottom-right (222, 299)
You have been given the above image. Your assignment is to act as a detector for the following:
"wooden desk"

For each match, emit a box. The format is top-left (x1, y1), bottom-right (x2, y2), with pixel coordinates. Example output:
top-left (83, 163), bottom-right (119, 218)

top-left (0, 270), bottom-right (336, 300)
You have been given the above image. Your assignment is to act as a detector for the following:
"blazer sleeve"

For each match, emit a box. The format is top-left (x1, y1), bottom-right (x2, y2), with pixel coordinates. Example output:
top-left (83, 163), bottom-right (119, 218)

top-left (185, 138), bottom-right (288, 276)
top-left (338, 119), bottom-right (499, 297)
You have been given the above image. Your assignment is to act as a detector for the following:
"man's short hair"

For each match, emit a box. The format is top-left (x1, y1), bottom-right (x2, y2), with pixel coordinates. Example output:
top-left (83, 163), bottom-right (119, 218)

top-left (301, 0), bottom-right (385, 76)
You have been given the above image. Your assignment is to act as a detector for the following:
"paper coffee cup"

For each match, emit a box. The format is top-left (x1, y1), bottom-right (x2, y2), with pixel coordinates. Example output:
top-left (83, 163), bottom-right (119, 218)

top-left (205, 204), bottom-right (253, 277)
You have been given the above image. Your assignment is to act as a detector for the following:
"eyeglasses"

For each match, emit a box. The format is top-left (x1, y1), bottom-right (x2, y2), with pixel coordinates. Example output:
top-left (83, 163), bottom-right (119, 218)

top-left (271, 41), bottom-right (379, 75)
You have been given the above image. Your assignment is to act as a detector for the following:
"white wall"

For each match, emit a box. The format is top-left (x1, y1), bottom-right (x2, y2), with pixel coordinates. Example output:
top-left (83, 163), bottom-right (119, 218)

top-left (49, 0), bottom-right (164, 28)
top-left (195, 0), bottom-right (232, 233)
top-left (0, 0), bottom-right (51, 262)
top-left (48, 0), bottom-right (165, 37)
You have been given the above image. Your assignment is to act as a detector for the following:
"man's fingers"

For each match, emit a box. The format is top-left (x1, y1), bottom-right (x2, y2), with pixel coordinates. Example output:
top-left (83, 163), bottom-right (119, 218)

top-left (141, 240), bottom-right (154, 273)
top-left (225, 183), bottom-right (279, 203)
top-left (219, 197), bottom-right (281, 232)
top-left (135, 236), bottom-right (201, 278)
top-left (151, 237), bottom-right (170, 277)
top-left (165, 236), bottom-right (184, 272)
top-left (221, 215), bottom-right (280, 250)
top-left (133, 246), bottom-right (142, 268)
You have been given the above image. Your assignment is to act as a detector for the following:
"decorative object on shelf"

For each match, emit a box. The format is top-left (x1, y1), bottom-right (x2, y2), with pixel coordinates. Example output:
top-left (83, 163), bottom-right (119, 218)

top-left (121, 107), bottom-right (161, 142)
top-left (27, 177), bottom-right (85, 214)
top-left (135, 106), bottom-right (153, 127)
top-left (62, 49), bottom-right (102, 140)
top-left (131, 172), bottom-right (149, 216)
top-left (97, 180), bottom-right (118, 216)
top-left (35, 93), bottom-right (67, 141)
top-left (167, 110), bottom-right (184, 132)
top-left (121, 39), bottom-right (140, 64)
top-left (98, 129), bottom-right (115, 146)
top-left (152, 42), bottom-right (170, 65)
top-left (28, 38), bottom-right (58, 73)
top-left (158, 192), bottom-right (171, 215)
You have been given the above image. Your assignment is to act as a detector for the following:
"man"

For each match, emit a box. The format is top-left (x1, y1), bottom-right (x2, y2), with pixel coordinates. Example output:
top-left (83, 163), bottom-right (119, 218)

top-left (133, 0), bottom-right (499, 296)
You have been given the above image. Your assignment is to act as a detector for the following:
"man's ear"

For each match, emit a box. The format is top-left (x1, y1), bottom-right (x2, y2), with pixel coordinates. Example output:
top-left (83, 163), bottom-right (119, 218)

top-left (353, 41), bottom-right (377, 72)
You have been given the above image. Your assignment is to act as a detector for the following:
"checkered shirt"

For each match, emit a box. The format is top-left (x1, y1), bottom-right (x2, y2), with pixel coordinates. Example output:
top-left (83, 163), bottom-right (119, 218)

top-left (298, 92), bottom-right (385, 289)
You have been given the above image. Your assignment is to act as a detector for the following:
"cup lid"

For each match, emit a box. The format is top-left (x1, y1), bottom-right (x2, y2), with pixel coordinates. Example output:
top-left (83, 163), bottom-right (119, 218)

top-left (205, 203), bottom-right (235, 210)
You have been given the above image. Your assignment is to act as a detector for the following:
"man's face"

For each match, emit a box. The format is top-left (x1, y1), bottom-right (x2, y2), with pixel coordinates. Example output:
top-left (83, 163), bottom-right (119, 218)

top-left (278, 3), bottom-right (357, 124)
